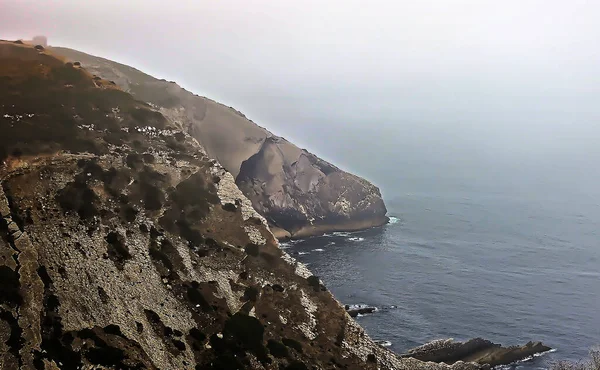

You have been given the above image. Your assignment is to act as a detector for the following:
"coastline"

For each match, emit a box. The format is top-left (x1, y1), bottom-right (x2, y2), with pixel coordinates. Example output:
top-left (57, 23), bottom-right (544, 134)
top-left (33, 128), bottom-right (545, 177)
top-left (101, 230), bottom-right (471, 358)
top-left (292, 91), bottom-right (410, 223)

top-left (272, 215), bottom-right (390, 240)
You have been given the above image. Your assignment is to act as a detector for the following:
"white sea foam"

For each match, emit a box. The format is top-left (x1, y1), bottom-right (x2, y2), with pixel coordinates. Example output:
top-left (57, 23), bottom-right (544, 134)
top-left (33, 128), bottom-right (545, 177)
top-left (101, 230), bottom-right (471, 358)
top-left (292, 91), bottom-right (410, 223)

top-left (313, 248), bottom-right (324, 252)
top-left (388, 216), bottom-right (400, 225)
top-left (298, 251), bottom-right (310, 255)
top-left (496, 348), bottom-right (557, 369)
top-left (348, 237), bottom-right (365, 242)
top-left (332, 231), bottom-right (351, 237)
top-left (375, 340), bottom-right (392, 347)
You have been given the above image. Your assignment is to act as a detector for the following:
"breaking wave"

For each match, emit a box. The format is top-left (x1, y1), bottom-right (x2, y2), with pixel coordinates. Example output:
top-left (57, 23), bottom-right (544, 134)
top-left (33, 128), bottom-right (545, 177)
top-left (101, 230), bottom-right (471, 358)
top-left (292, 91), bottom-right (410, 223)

top-left (347, 237), bottom-right (365, 242)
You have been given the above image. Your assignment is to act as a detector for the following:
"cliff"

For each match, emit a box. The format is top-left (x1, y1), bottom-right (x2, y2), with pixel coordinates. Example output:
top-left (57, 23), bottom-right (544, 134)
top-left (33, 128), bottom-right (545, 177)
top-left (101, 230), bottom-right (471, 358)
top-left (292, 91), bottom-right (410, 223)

top-left (0, 40), bottom-right (478, 370)
top-left (49, 46), bottom-right (389, 239)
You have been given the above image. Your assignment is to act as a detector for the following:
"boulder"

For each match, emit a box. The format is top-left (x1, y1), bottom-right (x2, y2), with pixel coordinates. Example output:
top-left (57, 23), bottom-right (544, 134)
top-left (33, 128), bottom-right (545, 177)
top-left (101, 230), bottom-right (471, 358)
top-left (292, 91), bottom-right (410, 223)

top-left (345, 304), bottom-right (378, 317)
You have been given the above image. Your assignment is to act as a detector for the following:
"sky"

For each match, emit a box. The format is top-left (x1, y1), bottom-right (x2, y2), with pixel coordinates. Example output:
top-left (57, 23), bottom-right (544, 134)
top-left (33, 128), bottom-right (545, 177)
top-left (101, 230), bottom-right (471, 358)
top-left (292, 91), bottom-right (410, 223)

top-left (2, 0), bottom-right (600, 198)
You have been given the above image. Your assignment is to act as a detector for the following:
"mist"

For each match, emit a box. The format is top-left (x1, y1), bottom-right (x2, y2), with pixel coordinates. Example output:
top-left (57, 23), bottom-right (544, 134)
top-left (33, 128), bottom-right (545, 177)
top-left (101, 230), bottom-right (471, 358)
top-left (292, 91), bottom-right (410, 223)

top-left (2, 0), bottom-right (600, 199)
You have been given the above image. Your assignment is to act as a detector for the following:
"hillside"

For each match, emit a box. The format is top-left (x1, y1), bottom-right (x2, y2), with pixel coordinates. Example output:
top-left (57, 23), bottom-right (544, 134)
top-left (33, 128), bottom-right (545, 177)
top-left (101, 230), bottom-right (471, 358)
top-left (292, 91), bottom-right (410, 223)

top-left (50, 46), bottom-right (389, 239)
top-left (0, 40), bottom-right (480, 370)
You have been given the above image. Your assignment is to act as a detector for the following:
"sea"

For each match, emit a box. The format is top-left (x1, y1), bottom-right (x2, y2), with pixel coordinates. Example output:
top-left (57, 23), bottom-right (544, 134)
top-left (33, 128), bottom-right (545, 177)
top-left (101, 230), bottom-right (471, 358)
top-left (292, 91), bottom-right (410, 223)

top-left (284, 189), bottom-right (600, 369)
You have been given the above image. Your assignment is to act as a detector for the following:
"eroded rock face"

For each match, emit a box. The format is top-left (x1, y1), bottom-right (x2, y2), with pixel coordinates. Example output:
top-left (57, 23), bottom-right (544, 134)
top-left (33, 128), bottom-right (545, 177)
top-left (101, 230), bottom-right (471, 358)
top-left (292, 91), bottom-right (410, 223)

top-left (0, 41), bottom-right (480, 370)
top-left (50, 47), bottom-right (389, 238)
top-left (402, 338), bottom-right (552, 367)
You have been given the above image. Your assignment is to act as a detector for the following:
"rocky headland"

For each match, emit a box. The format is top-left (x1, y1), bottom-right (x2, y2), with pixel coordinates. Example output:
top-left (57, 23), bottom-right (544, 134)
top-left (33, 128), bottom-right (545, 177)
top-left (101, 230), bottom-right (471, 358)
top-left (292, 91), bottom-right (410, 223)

top-left (402, 338), bottom-right (552, 368)
top-left (47, 46), bottom-right (389, 239)
top-left (0, 39), bottom-right (552, 369)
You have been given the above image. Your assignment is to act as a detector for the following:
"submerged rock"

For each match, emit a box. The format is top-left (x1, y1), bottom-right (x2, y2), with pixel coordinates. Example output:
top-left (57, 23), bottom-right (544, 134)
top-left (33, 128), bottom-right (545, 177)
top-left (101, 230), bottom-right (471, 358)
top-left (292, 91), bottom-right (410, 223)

top-left (402, 338), bottom-right (552, 367)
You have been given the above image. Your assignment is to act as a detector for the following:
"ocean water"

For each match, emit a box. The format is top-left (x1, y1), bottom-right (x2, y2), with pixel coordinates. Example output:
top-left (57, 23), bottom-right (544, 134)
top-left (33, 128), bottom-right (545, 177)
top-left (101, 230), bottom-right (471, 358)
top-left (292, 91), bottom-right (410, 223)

top-left (285, 191), bottom-right (600, 369)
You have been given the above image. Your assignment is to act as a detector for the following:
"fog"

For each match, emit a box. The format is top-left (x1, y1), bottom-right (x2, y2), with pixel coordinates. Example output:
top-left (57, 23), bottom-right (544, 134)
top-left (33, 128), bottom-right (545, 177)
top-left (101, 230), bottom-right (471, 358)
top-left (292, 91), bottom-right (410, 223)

top-left (2, 0), bottom-right (600, 199)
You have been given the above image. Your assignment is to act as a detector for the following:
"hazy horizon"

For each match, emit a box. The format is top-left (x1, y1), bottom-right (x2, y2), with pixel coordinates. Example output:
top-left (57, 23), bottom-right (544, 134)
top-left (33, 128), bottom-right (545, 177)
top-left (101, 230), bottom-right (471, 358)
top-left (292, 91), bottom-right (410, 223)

top-left (2, 0), bottom-right (599, 200)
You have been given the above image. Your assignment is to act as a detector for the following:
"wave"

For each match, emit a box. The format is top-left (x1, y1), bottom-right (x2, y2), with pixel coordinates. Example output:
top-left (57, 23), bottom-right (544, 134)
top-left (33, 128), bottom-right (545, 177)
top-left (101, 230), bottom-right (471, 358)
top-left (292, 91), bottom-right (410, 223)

top-left (332, 231), bottom-right (351, 237)
top-left (375, 340), bottom-right (393, 347)
top-left (348, 237), bottom-right (365, 242)
top-left (388, 216), bottom-right (400, 225)
top-left (313, 248), bottom-right (324, 252)
top-left (495, 348), bottom-right (557, 369)
top-left (298, 251), bottom-right (310, 255)
top-left (279, 239), bottom-right (302, 249)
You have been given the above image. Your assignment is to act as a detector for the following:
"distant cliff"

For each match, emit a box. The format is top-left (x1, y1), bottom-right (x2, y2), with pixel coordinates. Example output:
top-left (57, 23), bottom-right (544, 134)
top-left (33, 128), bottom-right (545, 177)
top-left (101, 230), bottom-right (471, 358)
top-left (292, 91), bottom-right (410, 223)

top-left (51, 46), bottom-right (389, 239)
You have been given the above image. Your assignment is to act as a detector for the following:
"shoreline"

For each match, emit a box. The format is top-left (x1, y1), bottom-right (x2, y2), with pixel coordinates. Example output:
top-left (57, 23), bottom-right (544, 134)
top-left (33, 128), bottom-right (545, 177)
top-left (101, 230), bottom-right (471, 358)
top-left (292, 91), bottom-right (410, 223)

top-left (272, 215), bottom-right (390, 240)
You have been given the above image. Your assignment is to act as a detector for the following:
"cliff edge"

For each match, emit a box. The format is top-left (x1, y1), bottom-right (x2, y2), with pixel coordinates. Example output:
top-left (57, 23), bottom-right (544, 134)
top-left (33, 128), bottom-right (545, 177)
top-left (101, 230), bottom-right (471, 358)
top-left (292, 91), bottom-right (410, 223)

top-left (50, 46), bottom-right (389, 239)
top-left (0, 40), bottom-right (476, 370)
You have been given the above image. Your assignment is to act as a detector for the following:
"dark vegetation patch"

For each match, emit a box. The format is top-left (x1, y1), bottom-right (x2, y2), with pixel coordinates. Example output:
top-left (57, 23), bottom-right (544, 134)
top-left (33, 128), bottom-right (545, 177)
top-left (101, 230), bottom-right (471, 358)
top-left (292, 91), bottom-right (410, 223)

top-left (172, 339), bottom-right (186, 351)
top-left (56, 162), bottom-right (103, 220)
top-left (267, 339), bottom-right (289, 358)
top-left (306, 275), bottom-right (327, 292)
top-left (367, 353), bottom-right (377, 363)
top-left (77, 326), bottom-right (152, 369)
top-left (174, 132), bottom-right (186, 142)
top-left (186, 282), bottom-right (213, 312)
top-left (148, 238), bottom-right (183, 280)
top-left (130, 107), bottom-right (167, 129)
top-left (222, 202), bottom-right (237, 212)
top-left (97, 286), bottom-right (110, 304)
top-left (242, 286), bottom-right (259, 302)
top-left (142, 153), bottom-right (155, 163)
top-left (285, 360), bottom-right (309, 370)
top-left (104, 231), bottom-right (131, 270)
top-left (143, 309), bottom-right (183, 355)
top-left (0, 266), bottom-right (22, 307)
top-left (103, 324), bottom-right (123, 336)
top-left (272, 284), bottom-right (285, 293)
top-left (126, 153), bottom-right (144, 169)
top-left (248, 216), bottom-right (263, 226)
top-left (187, 327), bottom-right (207, 357)
top-left (159, 171), bottom-right (219, 247)
top-left (0, 311), bottom-right (22, 364)
top-left (122, 205), bottom-right (138, 223)
top-left (34, 265), bottom-right (83, 369)
top-left (208, 313), bottom-right (269, 367)
top-left (137, 166), bottom-right (167, 211)
top-left (282, 338), bottom-right (303, 353)
top-left (244, 243), bottom-right (260, 257)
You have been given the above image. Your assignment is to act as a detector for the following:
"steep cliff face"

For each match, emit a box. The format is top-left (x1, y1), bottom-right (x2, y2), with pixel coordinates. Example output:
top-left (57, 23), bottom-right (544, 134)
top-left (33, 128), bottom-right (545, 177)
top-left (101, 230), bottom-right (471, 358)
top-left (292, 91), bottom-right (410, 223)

top-left (50, 47), bottom-right (389, 238)
top-left (0, 40), bottom-right (473, 370)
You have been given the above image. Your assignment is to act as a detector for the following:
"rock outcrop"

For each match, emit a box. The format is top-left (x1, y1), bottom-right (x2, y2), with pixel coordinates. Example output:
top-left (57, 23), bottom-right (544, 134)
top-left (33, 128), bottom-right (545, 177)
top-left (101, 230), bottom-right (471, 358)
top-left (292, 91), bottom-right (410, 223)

top-left (0, 40), bottom-right (481, 370)
top-left (49, 46), bottom-right (389, 239)
top-left (345, 304), bottom-right (378, 318)
top-left (402, 338), bottom-right (553, 368)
